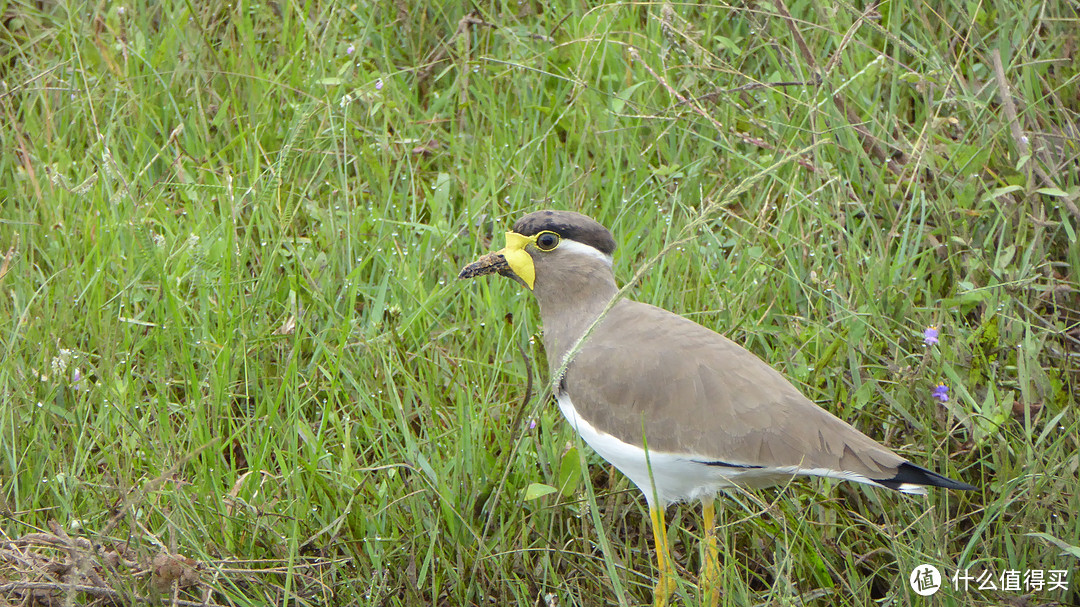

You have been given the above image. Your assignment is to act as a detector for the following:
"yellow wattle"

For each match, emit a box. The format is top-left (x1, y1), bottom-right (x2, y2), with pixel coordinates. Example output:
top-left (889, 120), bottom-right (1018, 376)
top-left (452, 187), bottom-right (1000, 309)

top-left (499, 231), bottom-right (538, 289)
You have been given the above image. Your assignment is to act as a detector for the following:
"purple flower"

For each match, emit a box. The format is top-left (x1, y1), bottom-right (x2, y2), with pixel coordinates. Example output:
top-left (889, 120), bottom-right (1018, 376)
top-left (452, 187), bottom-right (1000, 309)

top-left (528, 418), bottom-right (537, 430)
top-left (923, 326), bottom-right (939, 346)
top-left (932, 383), bottom-right (949, 403)
top-left (375, 78), bottom-right (383, 90)
top-left (346, 43), bottom-right (355, 55)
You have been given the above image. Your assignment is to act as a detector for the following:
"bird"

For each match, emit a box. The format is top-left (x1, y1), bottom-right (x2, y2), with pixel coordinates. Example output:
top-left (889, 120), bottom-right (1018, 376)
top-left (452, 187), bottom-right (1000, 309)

top-left (458, 209), bottom-right (975, 606)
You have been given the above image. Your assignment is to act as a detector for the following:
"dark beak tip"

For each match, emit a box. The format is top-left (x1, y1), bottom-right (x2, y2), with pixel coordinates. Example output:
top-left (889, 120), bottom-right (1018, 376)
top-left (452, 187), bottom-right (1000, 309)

top-left (458, 252), bottom-right (510, 281)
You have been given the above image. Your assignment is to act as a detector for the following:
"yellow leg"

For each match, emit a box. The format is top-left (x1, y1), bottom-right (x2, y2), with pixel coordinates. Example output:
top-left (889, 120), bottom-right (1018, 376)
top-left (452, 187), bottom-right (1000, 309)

top-left (649, 506), bottom-right (675, 607)
top-left (700, 496), bottom-right (720, 607)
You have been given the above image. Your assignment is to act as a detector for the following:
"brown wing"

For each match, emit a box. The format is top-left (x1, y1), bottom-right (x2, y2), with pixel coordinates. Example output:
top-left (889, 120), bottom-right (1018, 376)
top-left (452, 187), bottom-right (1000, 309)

top-left (562, 299), bottom-right (905, 479)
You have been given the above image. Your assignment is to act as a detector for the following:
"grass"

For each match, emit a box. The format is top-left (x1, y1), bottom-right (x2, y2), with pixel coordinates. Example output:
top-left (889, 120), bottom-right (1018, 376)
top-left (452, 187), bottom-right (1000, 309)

top-left (1, 0), bottom-right (1078, 605)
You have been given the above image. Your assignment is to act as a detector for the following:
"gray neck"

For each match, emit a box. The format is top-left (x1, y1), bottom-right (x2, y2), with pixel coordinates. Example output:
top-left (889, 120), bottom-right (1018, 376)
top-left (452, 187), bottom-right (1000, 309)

top-left (532, 257), bottom-right (618, 378)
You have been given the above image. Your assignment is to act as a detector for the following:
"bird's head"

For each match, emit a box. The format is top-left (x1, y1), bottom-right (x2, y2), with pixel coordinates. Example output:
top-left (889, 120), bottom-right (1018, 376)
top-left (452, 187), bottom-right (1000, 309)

top-left (458, 210), bottom-right (618, 293)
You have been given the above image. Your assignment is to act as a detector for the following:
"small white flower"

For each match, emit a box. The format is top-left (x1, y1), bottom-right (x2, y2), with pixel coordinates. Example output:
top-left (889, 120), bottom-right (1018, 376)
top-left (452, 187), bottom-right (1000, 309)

top-left (51, 349), bottom-right (73, 375)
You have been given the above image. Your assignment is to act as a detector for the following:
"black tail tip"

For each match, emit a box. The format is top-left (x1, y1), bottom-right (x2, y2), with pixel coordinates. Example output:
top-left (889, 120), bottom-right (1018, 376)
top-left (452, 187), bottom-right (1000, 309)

top-left (875, 462), bottom-right (977, 492)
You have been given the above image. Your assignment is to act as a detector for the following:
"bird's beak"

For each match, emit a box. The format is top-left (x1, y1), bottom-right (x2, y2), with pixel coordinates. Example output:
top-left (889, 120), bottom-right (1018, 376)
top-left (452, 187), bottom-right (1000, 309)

top-left (459, 251), bottom-right (513, 279)
top-left (458, 232), bottom-right (536, 289)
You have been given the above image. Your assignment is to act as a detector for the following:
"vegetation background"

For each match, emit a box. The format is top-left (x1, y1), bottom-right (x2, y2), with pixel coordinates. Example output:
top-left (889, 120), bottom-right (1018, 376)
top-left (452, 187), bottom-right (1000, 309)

top-left (1, 0), bottom-right (1078, 605)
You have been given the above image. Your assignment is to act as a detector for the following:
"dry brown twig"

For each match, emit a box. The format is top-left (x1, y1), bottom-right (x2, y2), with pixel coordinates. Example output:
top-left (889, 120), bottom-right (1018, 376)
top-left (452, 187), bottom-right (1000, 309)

top-left (991, 48), bottom-right (1080, 220)
top-left (0, 233), bottom-right (17, 283)
top-left (773, 0), bottom-right (907, 172)
top-left (0, 525), bottom-right (202, 606)
top-left (2, 525), bottom-right (345, 606)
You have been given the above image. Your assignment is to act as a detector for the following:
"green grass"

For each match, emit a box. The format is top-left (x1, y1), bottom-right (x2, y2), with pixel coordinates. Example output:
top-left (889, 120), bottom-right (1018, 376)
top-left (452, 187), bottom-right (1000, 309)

top-left (1, 0), bottom-right (1078, 605)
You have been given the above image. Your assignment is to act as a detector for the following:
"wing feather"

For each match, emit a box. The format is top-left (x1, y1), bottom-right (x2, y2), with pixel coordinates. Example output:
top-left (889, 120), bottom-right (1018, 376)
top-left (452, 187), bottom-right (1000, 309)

top-left (561, 300), bottom-right (905, 479)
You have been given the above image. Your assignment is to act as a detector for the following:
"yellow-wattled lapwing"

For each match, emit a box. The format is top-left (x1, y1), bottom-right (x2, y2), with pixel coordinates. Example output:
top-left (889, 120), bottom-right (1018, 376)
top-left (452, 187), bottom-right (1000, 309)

top-left (459, 210), bottom-right (975, 606)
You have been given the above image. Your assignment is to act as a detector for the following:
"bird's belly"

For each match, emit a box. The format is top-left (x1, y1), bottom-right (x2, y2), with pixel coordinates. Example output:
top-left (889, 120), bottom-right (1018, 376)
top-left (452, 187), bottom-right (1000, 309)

top-left (555, 393), bottom-right (792, 506)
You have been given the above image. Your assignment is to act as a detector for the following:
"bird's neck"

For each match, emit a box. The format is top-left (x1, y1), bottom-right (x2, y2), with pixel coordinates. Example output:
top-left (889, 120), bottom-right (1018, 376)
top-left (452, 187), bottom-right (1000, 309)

top-left (533, 268), bottom-right (619, 378)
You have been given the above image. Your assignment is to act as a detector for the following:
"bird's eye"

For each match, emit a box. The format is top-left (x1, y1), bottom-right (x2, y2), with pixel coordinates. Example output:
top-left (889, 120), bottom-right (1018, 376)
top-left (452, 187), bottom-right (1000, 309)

top-left (535, 231), bottom-right (560, 251)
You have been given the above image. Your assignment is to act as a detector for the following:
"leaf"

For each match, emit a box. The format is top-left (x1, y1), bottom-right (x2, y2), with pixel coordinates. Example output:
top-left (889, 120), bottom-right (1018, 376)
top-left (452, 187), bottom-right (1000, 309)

top-left (982, 185), bottom-right (1023, 203)
top-left (523, 483), bottom-right (557, 501)
top-left (431, 172), bottom-right (451, 215)
top-left (945, 143), bottom-right (991, 174)
top-left (611, 82), bottom-right (646, 114)
top-left (557, 447), bottom-right (583, 496)
top-left (1036, 187), bottom-right (1069, 198)
top-left (651, 164), bottom-right (681, 178)
top-left (414, 452), bottom-right (437, 484)
top-left (994, 244), bottom-right (1016, 271)
top-left (1015, 153), bottom-right (1031, 171)
top-left (713, 35), bottom-right (741, 55)
top-left (1025, 533), bottom-right (1080, 560)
